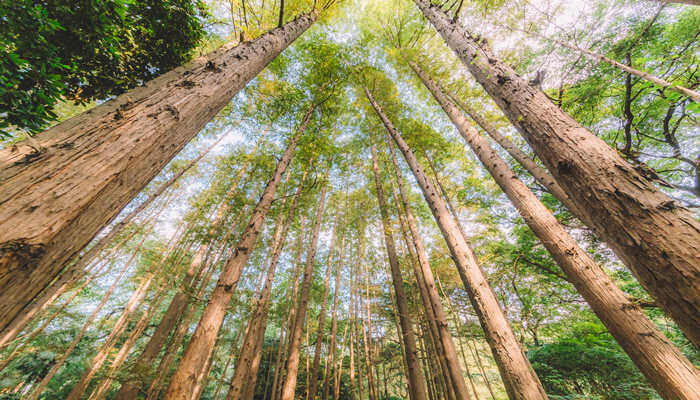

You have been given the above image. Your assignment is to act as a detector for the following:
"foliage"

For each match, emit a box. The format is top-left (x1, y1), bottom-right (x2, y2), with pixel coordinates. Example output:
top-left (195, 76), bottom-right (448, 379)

top-left (0, 0), bottom-right (208, 137)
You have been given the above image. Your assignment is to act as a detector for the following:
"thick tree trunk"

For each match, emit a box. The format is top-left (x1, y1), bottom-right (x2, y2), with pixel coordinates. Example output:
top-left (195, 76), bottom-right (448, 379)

top-left (226, 172), bottom-right (304, 400)
top-left (384, 135), bottom-right (473, 400)
top-left (114, 136), bottom-right (261, 400)
top-left (412, 0), bottom-right (700, 346)
top-left (163, 121), bottom-right (306, 400)
top-left (0, 13), bottom-right (317, 333)
top-left (280, 179), bottom-right (329, 400)
top-left (414, 61), bottom-right (700, 400)
top-left (365, 87), bottom-right (548, 400)
top-left (370, 143), bottom-right (430, 400)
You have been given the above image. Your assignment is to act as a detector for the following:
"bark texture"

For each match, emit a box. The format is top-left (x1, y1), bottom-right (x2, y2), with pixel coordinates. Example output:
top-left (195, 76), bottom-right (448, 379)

top-left (0, 12), bottom-right (317, 333)
top-left (415, 61), bottom-right (700, 400)
top-left (412, 0), bottom-right (700, 347)
top-left (365, 86), bottom-right (549, 400)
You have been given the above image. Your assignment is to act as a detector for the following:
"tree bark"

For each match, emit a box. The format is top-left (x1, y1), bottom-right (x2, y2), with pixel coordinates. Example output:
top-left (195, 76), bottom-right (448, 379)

top-left (364, 86), bottom-right (549, 400)
top-left (384, 135), bottom-right (473, 400)
top-left (226, 170), bottom-right (305, 400)
top-left (0, 12), bottom-right (318, 333)
top-left (370, 142), bottom-right (429, 400)
top-left (163, 115), bottom-right (307, 400)
top-left (413, 61), bottom-right (700, 400)
top-left (412, 0), bottom-right (700, 347)
top-left (280, 177), bottom-right (329, 400)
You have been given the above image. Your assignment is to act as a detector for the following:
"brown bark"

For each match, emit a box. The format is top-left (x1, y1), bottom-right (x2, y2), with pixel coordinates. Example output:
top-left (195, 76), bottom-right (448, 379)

top-left (370, 142), bottom-right (429, 400)
top-left (364, 86), bottom-right (548, 400)
top-left (361, 244), bottom-right (379, 400)
top-left (414, 61), bottom-right (700, 400)
top-left (280, 178), bottom-right (329, 400)
top-left (226, 170), bottom-right (305, 400)
top-left (0, 13), bottom-right (318, 333)
top-left (308, 210), bottom-right (340, 400)
top-left (412, 0), bottom-right (700, 347)
top-left (114, 134), bottom-right (262, 400)
top-left (333, 316), bottom-right (349, 400)
top-left (384, 135), bottom-right (473, 400)
top-left (163, 116), bottom-right (307, 399)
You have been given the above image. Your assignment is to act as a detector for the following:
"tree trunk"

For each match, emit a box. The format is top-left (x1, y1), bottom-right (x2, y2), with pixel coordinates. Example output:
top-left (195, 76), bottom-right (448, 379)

top-left (384, 135), bottom-right (473, 400)
top-left (308, 211), bottom-right (340, 400)
top-left (163, 116), bottom-right (308, 400)
top-left (0, 13), bottom-right (318, 334)
top-left (89, 284), bottom-right (169, 400)
top-left (323, 215), bottom-right (347, 400)
top-left (280, 177), bottom-right (329, 400)
top-left (370, 142), bottom-right (430, 400)
top-left (364, 86), bottom-right (549, 400)
top-left (226, 171), bottom-right (305, 400)
top-left (361, 247), bottom-right (379, 400)
top-left (413, 61), bottom-right (700, 400)
top-left (412, 0), bottom-right (700, 346)
top-left (114, 134), bottom-right (262, 400)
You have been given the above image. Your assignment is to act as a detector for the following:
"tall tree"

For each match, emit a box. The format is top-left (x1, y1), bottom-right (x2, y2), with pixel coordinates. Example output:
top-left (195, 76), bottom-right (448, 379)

top-left (163, 111), bottom-right (309, 399)
top-left (280, 177), bottom-right (330, 400)
top-left (412, 60), bottom-right (700, 400)
top-left (0, 10), bottom-right (320, 333)
top-left (364, 86), bottom-right (549, 400)
top-left (369, 141), bottom-right (430, 400)
top-left (411, 0), bottom-right (700, 346)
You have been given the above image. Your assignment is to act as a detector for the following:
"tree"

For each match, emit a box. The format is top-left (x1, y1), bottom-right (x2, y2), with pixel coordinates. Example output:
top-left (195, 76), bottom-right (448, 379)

top-left (0, 8), bottom-right (321, 336)
top-left (411, 0), bottom-right (700, 347)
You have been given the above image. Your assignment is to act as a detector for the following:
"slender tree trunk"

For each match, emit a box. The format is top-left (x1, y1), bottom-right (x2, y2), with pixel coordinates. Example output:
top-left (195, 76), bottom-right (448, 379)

top-left (280, 178), bottom-right (329, 400)
top-left (114, 135), bottom-right (263, 400)
top-left (348, 263), bottom-right (357, 400)
top-left (412, 0), bottom-right (700, 346)
top-left (226, 170), bottom-right (305, 399)
top-left (413, 61), bottom-right (700, 400)
top-left (26, 223), bottom-right (156, 400)
top-left (89, 284), bottom-right (169, 400)
top-left (370, 142), bottom-right (429, 400)
top-left (333, 318), bottom-right (349, 400)
top-left (0, 14), bottom-right (319, 333)
top-left (164, 114), bottom-right (308, 399)
top-left (385, 135), bottom-right (473, 400)
top-left (361, 248), bottom-right (379, 400)
top-left (66, 230), bottom-right (184, 400)
top-left (365, 87), bottom-right (548, 400)
top-left (308, 211), bottom-right (340, 400)
top-left (324, 215), bottom-right (347, 400)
